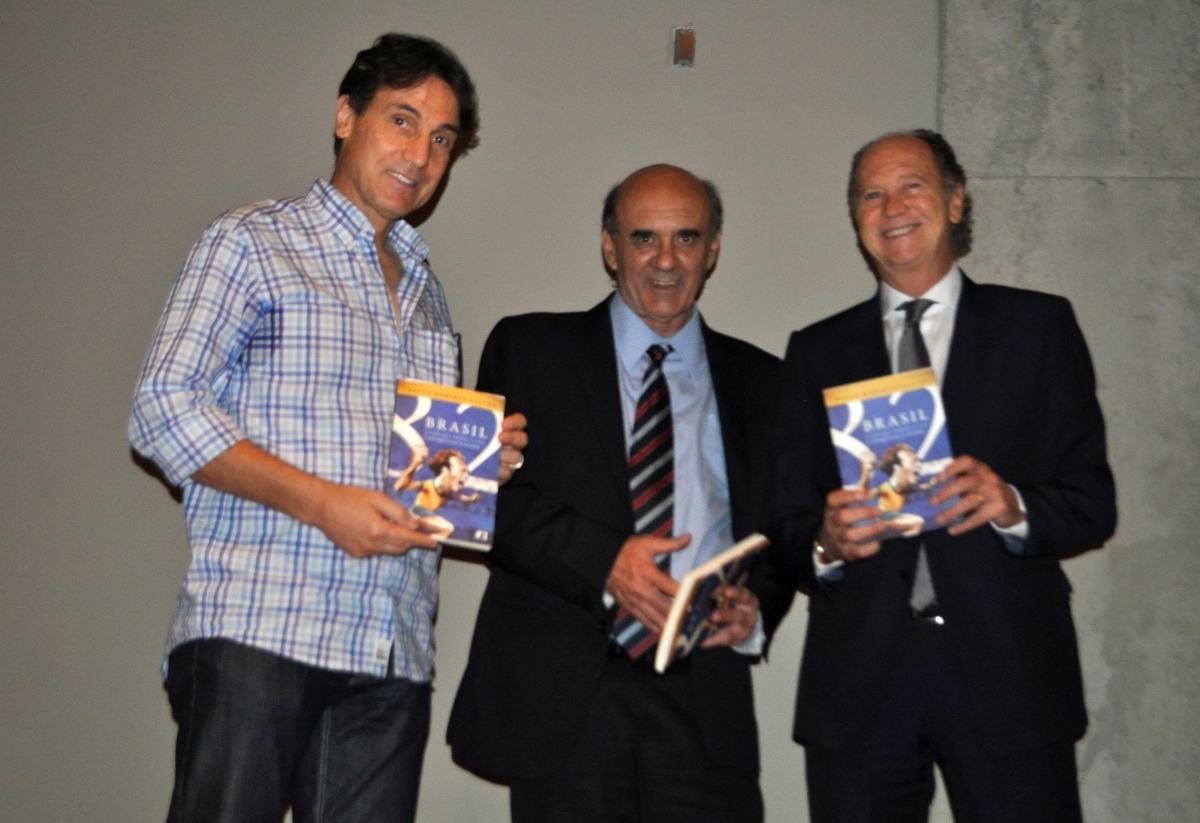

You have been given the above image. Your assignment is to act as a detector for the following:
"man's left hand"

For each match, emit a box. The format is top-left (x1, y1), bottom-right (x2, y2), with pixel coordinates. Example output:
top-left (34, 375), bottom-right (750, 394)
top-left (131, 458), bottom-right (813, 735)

top-left (497, 413), bottom-right (528, 485)
top-left (699, 585), bottom-right (760, 649)
top-left (932, 455), bottom-right (1024, 535)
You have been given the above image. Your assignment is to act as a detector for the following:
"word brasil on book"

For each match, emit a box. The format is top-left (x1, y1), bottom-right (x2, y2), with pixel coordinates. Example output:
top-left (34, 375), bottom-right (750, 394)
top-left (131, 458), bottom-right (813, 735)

top-left (386, 380), bottom-right (506, 551)
top-left (823, 367), bottom-right (958, 538)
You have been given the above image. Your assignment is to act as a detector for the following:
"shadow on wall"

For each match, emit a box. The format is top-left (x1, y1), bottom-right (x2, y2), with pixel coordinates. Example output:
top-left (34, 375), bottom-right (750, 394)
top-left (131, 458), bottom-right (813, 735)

top-left (131, 448), bottom-right (184, 505)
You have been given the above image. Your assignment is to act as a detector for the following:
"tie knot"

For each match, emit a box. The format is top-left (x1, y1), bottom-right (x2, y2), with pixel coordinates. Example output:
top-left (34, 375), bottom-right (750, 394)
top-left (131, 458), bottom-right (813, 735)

top-left (647, 343), bottom-right (671, 364)
top-left (902, 299), bottom-right (934, 326)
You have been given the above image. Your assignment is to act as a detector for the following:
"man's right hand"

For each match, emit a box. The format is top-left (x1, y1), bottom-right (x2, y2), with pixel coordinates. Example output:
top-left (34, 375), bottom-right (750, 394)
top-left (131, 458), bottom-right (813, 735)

top-left (605, 534), bottom-right (690, 633)
top-left (311, 482), bottom-right (438, 558)
top-left (192, 439), bottom-right (438, 559)
top-left (817, 487), bottom-right (890, 563)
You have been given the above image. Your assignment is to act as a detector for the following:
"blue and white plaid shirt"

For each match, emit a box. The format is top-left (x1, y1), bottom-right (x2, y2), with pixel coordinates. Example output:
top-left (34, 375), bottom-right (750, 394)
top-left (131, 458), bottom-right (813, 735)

top-left (130, 179), bottom-right (459, 681)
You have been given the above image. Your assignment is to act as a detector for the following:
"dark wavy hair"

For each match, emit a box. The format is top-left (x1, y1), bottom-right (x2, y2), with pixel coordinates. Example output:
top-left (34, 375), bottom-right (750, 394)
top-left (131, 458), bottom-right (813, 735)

top-left (334, 33), bottom-right (479, 156)
top-left (847, 128), bottom-right (973, 262)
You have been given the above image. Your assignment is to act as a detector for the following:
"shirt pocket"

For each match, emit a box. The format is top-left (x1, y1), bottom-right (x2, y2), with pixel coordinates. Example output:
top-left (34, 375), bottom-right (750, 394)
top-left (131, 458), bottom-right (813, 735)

top-left (403, 328), bottom-right (460, 386)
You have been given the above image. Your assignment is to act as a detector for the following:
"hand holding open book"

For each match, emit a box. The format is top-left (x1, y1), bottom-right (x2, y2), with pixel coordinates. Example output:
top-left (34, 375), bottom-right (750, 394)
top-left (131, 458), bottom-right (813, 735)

top-left (653, 534), bottom-right (769, 674)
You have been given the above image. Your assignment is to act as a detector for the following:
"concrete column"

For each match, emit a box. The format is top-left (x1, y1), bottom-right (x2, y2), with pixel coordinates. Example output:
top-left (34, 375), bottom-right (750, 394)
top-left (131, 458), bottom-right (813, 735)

top-left (940, 2), bottom-right (1200, 820)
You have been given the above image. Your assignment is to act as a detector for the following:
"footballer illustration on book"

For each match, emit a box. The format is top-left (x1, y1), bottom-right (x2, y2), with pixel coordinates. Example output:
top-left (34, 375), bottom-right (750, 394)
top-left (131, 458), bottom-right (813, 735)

top-left (386, 380), bottom-right (506, 551)
top-left (822, 367), bottom-right (959, 538)
top-left (654, 533), bottom-right (770, 674)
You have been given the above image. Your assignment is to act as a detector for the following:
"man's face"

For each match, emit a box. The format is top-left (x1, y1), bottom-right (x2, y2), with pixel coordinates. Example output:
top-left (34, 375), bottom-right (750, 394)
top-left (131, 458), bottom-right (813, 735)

top-left (602, 167), bottom-right (721, 338)
top-left (853, 136), bottom-right (963, 294)
top-left (891, 448), bottom-right (921, 492)
top-left (436, 455), bottom-right (470, 494)
top-left (330, 76), bottom-right (460, 233)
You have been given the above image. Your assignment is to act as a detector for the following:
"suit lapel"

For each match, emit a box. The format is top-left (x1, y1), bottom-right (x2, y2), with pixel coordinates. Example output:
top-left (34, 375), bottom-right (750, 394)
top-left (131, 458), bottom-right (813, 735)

top-left (703, 324), bottom-right (750, 535)
top-left (574, 296), bottom-right (634, 512)
top-left (840, 294), bottom-right (892, 383)
top-left (942, 273), bottom-right (988, 450)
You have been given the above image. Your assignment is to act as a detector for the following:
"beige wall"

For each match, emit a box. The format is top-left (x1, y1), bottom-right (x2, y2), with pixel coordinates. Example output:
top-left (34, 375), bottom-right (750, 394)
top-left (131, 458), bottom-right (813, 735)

top-left (1, 2), bottom-right (942, 820)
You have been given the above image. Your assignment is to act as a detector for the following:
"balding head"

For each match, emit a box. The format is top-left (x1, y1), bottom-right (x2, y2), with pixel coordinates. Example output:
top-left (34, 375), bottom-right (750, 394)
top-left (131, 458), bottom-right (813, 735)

top-left (599, 164), bottom-right (723, 338)
top-left (602, 165), bottom-right (723, 247)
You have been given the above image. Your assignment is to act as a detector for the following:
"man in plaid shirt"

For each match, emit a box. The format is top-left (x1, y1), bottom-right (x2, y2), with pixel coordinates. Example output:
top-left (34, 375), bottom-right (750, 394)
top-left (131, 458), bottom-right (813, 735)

top-left (129, 34), bottom-right (526, 823)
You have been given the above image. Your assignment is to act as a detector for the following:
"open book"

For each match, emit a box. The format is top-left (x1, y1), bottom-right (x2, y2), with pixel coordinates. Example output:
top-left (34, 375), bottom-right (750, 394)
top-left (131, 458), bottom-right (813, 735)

top-left (654, 533), bottom-right (770, 674)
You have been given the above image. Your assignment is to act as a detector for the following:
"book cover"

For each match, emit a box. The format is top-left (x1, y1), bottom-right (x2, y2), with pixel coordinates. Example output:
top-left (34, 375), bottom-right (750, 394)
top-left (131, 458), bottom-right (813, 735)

top-left (385, 379), bottom-right (506, 551)
top-left (822, 367), bottom-right (958, 538)
top-left (653, 533), bottom-right (770, 674)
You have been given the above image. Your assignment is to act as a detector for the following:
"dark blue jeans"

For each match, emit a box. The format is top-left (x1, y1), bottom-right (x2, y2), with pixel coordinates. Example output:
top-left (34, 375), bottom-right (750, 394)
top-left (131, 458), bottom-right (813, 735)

top-left (165, 638), bottom-right (430, 823)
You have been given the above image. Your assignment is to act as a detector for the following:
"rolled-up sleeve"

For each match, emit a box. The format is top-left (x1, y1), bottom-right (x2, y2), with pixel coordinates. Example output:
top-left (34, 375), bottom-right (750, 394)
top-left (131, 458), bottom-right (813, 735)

top-left (128, 217), bottom-right (263, 485)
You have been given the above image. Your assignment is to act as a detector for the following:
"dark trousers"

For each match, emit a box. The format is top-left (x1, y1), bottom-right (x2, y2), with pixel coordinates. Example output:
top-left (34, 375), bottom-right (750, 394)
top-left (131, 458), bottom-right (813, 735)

top-left (165, 638), bottom-right (430, 823)
top-left (805, 620), bottom-right (1083, 823)
top-left (509, 652), bottom-right (763, 823)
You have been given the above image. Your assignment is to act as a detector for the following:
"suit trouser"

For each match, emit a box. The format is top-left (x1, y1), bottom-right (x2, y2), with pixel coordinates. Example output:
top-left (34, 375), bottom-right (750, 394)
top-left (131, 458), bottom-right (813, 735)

top-left (804, 619), bottom-right (1083, 823)
top-left (509, 650), bottom-right (763, 823)
top-left (165, 638), bottom-right (430, 823)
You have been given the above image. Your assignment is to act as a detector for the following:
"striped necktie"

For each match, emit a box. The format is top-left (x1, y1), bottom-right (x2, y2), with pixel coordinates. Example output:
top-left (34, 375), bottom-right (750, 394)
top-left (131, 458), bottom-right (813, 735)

top-left (611, 343), bottom-right (674, 658)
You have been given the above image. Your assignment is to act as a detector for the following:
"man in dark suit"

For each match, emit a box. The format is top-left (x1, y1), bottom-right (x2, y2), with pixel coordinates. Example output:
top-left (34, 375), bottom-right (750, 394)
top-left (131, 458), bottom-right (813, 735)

top-left (768, 130), bottom-right (1116, 822)
top-left (449, 164), bottom-right (793, 822)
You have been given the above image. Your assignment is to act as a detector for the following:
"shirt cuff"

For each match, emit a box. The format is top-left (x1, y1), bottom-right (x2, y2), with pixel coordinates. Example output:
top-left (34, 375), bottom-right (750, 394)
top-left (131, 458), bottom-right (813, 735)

top-left (990, 484), bottom-right (1029, 554)
top-left (132, 403), bottom-right (246, 486)
top-left (813, 547), bottom-right (846, 581)
top-left (733, 611), bottom-right (766, 656)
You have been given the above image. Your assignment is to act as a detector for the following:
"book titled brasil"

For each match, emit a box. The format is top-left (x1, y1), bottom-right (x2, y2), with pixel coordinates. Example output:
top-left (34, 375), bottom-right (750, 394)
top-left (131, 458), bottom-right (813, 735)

top-left (385, 379), bottom-right (506, 551)
top-left (822, 367), bottom-right (959, 538)
top-left (653, 533), bottom-right (770, 674)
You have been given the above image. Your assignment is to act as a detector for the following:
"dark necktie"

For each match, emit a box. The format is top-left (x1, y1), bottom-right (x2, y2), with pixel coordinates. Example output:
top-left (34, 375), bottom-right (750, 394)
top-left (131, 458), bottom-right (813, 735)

top-left (896, 299), bottom-right (938, 614)
top-left (897, 298), bottom-right (934, 373)
top-left (611, 344), bottom-right (674, 658)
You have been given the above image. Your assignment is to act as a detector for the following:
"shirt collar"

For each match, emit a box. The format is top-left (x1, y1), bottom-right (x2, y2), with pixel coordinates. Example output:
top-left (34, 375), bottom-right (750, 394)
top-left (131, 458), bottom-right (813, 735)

top-left (879, 263), bottom-right (963, 317)
top-left (609, 291), bottom-right (705, 377)
top-left (306, 178), bottom-right (430, 264)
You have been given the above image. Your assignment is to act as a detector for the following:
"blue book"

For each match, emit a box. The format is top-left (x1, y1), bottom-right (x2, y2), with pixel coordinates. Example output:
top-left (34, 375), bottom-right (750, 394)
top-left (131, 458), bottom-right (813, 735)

top-left (385, 380), bottom-right (506, 551)
top-left (654, 533), bottom-right (769, 674)
top-left (822, 368), bottom-right (958, 537)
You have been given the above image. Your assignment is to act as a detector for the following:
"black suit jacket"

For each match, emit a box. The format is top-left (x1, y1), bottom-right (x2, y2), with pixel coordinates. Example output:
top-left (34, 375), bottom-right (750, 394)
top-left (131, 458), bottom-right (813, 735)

top-left (767, 274), bottom-right (1116, 756)
top-left (448, 297), bottom-right (794, 781)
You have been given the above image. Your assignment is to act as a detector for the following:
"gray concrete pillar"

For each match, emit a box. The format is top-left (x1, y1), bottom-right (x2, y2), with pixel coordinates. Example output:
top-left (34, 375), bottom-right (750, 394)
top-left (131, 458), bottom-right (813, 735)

top-left (940, 2), bottom-right (1200, 820)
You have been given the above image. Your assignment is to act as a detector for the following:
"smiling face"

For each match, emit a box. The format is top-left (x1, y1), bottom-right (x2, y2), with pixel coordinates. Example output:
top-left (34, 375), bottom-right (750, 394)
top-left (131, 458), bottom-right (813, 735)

top-left (853, 135), bottom-right (964, 296)
top-left (330, 76), bottom-right (460, 234)
top-left (601, 166), bottom-right (721, 338)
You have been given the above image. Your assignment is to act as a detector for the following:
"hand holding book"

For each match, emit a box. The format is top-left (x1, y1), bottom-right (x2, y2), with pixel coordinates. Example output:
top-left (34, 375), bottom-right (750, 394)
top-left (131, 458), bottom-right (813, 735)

top-left (654, 534), bottom-right (769, 673)
top-left (605, 533), bottom-right (690, 633)
top-left (819, 368), bottom-right (961, 562)
top-left (496, 413), bottom-right (529, 484)
top-left (697, 584), bottom-right (760, 650)
top-left (817, 488), bottom-right (891, 563)
top-left (929, 455), bottom-right (1026, 536)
